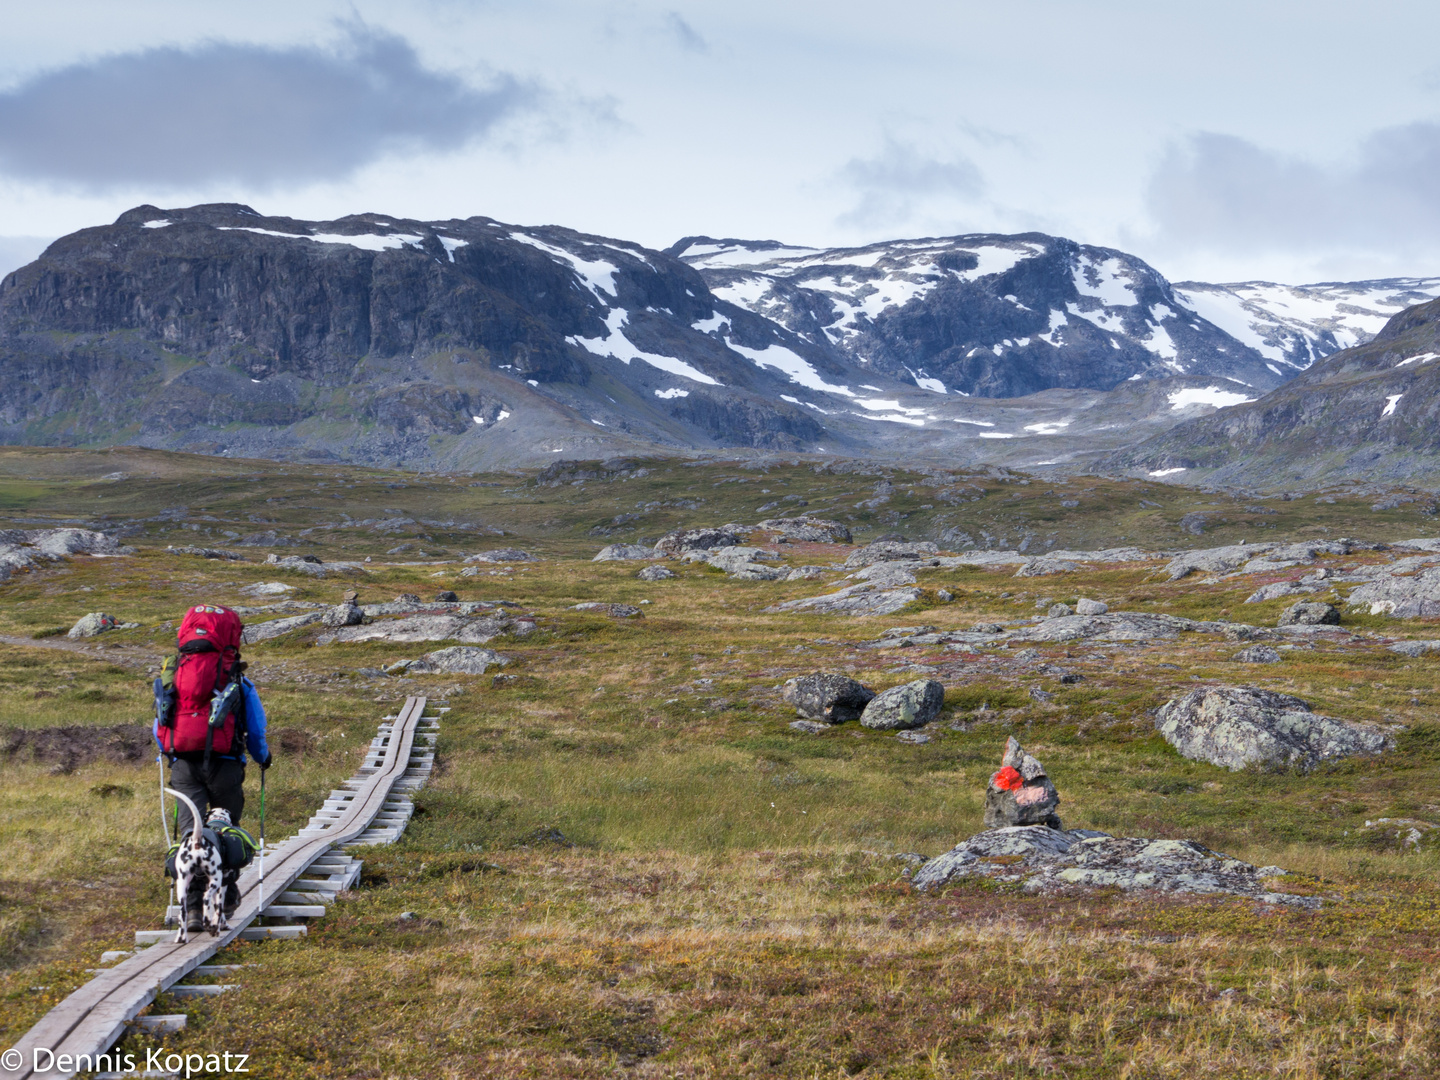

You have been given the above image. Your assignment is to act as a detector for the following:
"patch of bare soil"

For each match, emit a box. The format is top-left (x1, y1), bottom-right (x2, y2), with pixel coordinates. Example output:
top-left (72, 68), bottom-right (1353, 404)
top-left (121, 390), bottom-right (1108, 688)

top-left (1, 723), bottom-right (154, 773)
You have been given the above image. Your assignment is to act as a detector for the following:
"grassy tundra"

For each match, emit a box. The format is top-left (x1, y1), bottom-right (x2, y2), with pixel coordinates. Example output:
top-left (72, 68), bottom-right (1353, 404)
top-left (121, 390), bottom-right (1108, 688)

top-left (1, 448), bottom-right (1438, 1077)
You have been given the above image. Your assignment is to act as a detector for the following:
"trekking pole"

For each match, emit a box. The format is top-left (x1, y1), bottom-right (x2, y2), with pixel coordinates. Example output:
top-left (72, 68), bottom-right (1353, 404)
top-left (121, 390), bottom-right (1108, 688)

top-left (158, 755), bottom-right (171, 847)
top-left (259, 763), bottom-right (266, 889)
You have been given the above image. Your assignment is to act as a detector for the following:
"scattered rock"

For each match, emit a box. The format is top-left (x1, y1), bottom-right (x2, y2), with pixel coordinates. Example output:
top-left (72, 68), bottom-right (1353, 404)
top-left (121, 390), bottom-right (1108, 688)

top-left (653, 525), bottom-right (747, 556)
top-left (1245, 581), bottom-right (1320, 604)
top-left (465, 548), bottom-right (535, 563)
top-left (319, 614), bottom-right (534, 645)
top-left (264, 554), bottom-right (331, 576)
top-left (859, 679), bottom-right (945, 730)
top-left (769, 583), bottom-right (923, 617)
top-left (67, 612), bottom-right (119, 639)
top-left (782, 674), bottom-right (876, 723)
top-left (637, 565), bottom-right (675, 581)
top-left (240, 581), bottom-right (295, 597)
top-left (592, 543), bottom-right (659, 561)
top-left (1074, 598), bottom-right (1108, 615)
top-left (1013, 611), bottom-right (1231, 643)
top-left (1155, 686), bottom-right (1392, 771)
top-left (895, 730), bottom-right (932, 744)
top-left (911, 826), bottom-right (1314, 905)
top-left (754, 517), bottom-right (852, 543)
top-left (786, 565), bottom-right (828, 580)
top-left (1389, 640), bottom-right (1440, 657)
top-left (1234, 644), bottom-right (1282, 664)
top-left (789, 720), bottom-right (830, 735)
top-left (1028, 687), bottom-right (1054, 703)
top-left (1359, 817), bottom-right (1437, 848)
top-left (321, 603), bottom-right (364, 629)
top-left (342, 590), bottom-right (360, 604)
top-left (1046, 603), bottom-right (1073, 617)
top-left (241, 612), bottom-right (324, 644)
top-left (1016, 559), bottom-right (1080, 577)
top-left (1278, 601), bottom-right (1339, 626)
top-left (983, 736), bottom-right (1061, 829)
top-left (406, 646), bottom-right (510, 675)
top-left (572, 602), bottom-right (643, 617)
top-left (935, 589), bottom-right (954, 602)
top-left (844, 540), bottom-right (940, 568)
top-left (168, 545), bottom-right (244, 561)
top-left (434, 591), bottom-right (459, 602)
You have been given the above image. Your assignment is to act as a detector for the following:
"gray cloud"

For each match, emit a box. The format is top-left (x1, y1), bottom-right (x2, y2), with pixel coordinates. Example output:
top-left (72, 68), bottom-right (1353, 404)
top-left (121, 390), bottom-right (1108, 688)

top-left (0, 235), bottom-right (55, 279)
top-left (837, 138), bottom-right (984, 228)
top-left (666, 12), bottom-right (708, 53)
top-left (1147, 125), bottom-right (1440, 255)
top-left (0, 24), bottom-right (535, 190)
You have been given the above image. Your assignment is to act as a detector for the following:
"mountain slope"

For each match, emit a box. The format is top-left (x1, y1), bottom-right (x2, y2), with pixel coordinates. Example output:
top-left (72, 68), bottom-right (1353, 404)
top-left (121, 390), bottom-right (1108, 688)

top-left (1104, 298), bottom-right (1440, 486)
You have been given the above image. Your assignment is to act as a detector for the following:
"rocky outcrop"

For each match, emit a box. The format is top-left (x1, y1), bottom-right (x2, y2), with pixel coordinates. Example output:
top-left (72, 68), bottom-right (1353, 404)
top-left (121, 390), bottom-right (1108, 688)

top-left (911, 826), bottom-right (1312, 905)
top-left (983, 737), bottom-right (1061, 829)
top-left (1013, 611), bottom-right (1245, 644)
top-left (465, 548), bottom-right (535, 563)
top-left (319, 613), bottom-right (534, 645)
top-left (571, 602), bottom-right (642, 617)
top-left (769, 582), bottom-right (923, 617)
top-left (402, 646), bottom-right (509, 675)
top-left (782, 674), bottom-right (876, 724)
top-left (1014, 558), bottom-right (1079, 577)
top-left (754, 518), bottom-right (851, 544)
top-left (654, 525), bottom-right (748, 555)
top-left (241, 612), bottom-right (324, 644)
top-left (1234, 644), bottom-right (1282, 664)
top-left (1346, 565), bottom-right (1440, 617)
top-left (694, 546), bottom-right (787, 580)
top-left (844, 540), bottom-right (940, 568)
top-left (593, 544), bottom-right (658, 561)
top-left (1278, 601), bottom-right (1339, 626)
top-left (321, 602), bottom-right (365, 628)
top-left (1155, 686), bottom-right (1392, 771)
top-left (68, 612), bottom-right (120, 639)
top-left (859, 679), bottom-right (945, 730)
top-left (637, 565), bottom-right (674, 581)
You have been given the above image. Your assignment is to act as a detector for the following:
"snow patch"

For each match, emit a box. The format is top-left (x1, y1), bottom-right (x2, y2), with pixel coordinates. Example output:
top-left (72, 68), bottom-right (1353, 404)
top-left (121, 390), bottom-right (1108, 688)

top-left (1149, 467), bottom-right (1187, 477)
top-left (1383, 393), bottom-right (1403, 417)
top-left (692, 312), bottom-right (729, 334)
top-left (497, 410), bottom-right (510, 420)
top-left (569, 311), bottom-right (720, 385)
top-left (654, 388), bottom-right (690, 399)
top-left (142, 219), bottom-right (171, 228)
top-left (1397, 352), bottom-right (1440, 367)
top-left (220, 227), bottom-right (424, 251)
top-left (509, 233), bottom-right (619, 301)
top-left (977, 432), bottom-right (1016, 439)
top-left (1168, 387), bottom-right (1254, 411)
top-left (726, 340), bottom-right (854, 395)
top-left (952, 418), bottom-right (996, 427)
top-left (438, 236), bottom-right (467, 262)
top-left (1074, 256), bottom-right (1138, 307)
top-left (1023, 421), bottom-right (1071, 435)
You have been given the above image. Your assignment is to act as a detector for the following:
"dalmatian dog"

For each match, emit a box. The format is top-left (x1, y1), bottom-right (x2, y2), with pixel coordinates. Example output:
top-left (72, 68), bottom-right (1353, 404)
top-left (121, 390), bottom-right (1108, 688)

top-left (166, 788), bottom-right (229, 943)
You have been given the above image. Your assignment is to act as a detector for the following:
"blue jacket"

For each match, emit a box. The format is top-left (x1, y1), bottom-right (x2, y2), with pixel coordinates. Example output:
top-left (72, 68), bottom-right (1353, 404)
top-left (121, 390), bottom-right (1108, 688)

top-left (153, 677), bottom-right (270, 765)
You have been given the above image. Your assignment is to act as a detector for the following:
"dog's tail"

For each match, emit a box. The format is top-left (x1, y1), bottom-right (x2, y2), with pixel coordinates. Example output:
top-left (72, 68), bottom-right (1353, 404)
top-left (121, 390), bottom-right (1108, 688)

top-left (164, 788), bottom-right (205, 849)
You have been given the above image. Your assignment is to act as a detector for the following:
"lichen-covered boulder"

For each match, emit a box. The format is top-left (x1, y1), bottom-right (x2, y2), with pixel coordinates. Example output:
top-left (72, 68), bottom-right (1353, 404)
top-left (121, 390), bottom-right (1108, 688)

top-left (1234, 644), bottom-right (1282, 664)
top-left (406, 646), bottom-right (509, 675)
top-left (1278, 601), bottom-right (1339, 627)
top-left (983, 736), bottom-right (1061, 829)
top-left (321, 602), bottom-right (364, 628)
top-left (859, 679), bottom-right (944, 730)
top-left (67, 612), bottom-right (118, 639)
top-left (1075, 598), bottom-right (1108, 615)
top-left (637, 565), bottom-right (675, 581)
top-left (782, 674), bottom-right (876, 724)
top-left (654, 525), bottom-right (747, 556)
top-left (593, 544), bottom-right (660, 561)
top-left (1155, 686), bottom-right (1391, 771)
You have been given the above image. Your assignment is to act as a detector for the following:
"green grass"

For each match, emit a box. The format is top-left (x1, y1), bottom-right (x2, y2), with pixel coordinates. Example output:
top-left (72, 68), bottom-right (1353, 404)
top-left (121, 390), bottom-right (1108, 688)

top-left (0, 448), bottom-right (1439, 1076)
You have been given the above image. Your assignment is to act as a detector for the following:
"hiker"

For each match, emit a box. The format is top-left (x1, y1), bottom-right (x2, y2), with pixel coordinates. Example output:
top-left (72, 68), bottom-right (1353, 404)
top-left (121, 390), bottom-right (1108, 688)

top-left (153, 605), bottom-right (271, 923)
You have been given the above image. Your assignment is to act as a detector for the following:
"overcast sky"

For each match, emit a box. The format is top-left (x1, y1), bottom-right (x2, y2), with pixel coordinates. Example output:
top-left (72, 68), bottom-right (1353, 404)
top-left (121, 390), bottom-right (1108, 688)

top-left (2, 1), bottom-right (1440, 284)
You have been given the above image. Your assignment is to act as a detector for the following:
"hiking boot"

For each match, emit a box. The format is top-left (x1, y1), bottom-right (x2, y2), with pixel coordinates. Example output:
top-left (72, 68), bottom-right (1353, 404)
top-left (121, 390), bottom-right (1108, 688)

top-left (185, 905), bottom-right (204, 933)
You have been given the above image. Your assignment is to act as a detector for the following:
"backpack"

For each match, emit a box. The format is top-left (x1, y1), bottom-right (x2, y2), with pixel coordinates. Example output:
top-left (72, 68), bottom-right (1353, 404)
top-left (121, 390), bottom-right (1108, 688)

top-left (165, 822), bottom-right (258, 878)
top-left (155, 605), bottom-right (246, 762)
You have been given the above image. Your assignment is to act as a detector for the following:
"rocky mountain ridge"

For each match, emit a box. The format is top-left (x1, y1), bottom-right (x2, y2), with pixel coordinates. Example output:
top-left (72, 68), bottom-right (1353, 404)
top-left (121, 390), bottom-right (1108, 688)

top-left (0, 203), bottom-right (1435, 474)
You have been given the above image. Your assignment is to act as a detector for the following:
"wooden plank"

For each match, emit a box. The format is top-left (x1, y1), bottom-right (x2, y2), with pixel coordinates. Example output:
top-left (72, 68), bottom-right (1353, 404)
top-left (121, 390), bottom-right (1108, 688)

top-left (5, 696), bottom-right (426, 1080)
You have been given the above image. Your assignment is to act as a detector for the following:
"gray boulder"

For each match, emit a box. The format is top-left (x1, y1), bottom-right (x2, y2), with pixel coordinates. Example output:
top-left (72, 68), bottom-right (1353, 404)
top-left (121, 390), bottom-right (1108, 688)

top-left (320, 614), bottom-right (534, 645)
top-left (465, 548), bottom-right (535, 563)
top-left (1015, 559), bottom-right (1080, 578)
top-left (654, 525), bottom-right (747, 555)
top-left (789, 720), bottom-right (830, 734)
top-left (241, 581), bottom-right (295, 597)
top-left (782, 674), bottom-right (876, 724)
top-left (701, 547), bottom-right (788, 580)
top-left (1155, 686), bottom-right (1392, 771)
top-left (572, 602), bottom-right (642, 617)
top-left (31, 528), bottom-right (132, 558)
top-left (593, 543), bottom-right (659, 561)
top-left (1074, 598), bottom-right (1108, 615)
top-left (264, 554), bottom-right (332, 576)
top-left (844, 540), bottom-right (940, 568)
top-left (755, 518), bottom-right (851, 544)
top-left (406, 646), bottom-right (510, 675)
top-left (1390, 640), bottom-right (1440, 658)
top-left (67, 612), bottom-right (118, 639)
top-left (1046, 603), bottom-right (1073, 617)
top-left (1245, 581), bottom-right (1320, 604)
top-left (1346, 565), bottom-right (1440, 617)
top-left (637, 565), bottom-right (675, 581)
top-left (321, 603), bottom-right (364, 628)
top-left (241, 612), bottom-right (324, 644)
top-left (1234, 644), bottom-right (1282, 664)
top-left (860, 679), bottom-right (945, 730)
top-left (911, 826), bottom-right (1312, 905)
top-left (785, 566), bottom-right (828, 580)
top-left (1278, 601), bottom-right (1339, 626)
top-left (983, 736), bottom-right (1061, 829)
top-left (1163, 543), bottom-right (1278, 582)
top-left (852, 561), bottom-right (919, 586)
top-left (769, 582), bottom-right (922, 617)
top-left (1014, 612), bottom-right (1218, 643)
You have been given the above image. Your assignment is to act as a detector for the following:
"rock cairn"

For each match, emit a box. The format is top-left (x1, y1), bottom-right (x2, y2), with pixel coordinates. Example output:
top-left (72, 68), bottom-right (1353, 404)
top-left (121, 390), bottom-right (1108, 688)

top-left (983, 737), bottom-right (1062, 830)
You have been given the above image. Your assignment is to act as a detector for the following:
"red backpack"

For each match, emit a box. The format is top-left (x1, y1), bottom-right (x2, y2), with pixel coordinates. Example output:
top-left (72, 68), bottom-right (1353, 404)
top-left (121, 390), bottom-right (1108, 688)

top-left (157, 606), bottom-right (245, 758)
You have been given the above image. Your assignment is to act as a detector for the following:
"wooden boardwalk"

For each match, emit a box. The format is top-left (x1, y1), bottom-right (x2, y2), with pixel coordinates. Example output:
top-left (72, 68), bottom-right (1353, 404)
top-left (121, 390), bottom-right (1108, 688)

top-left (2, 696), bottom-right (435, 1080)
